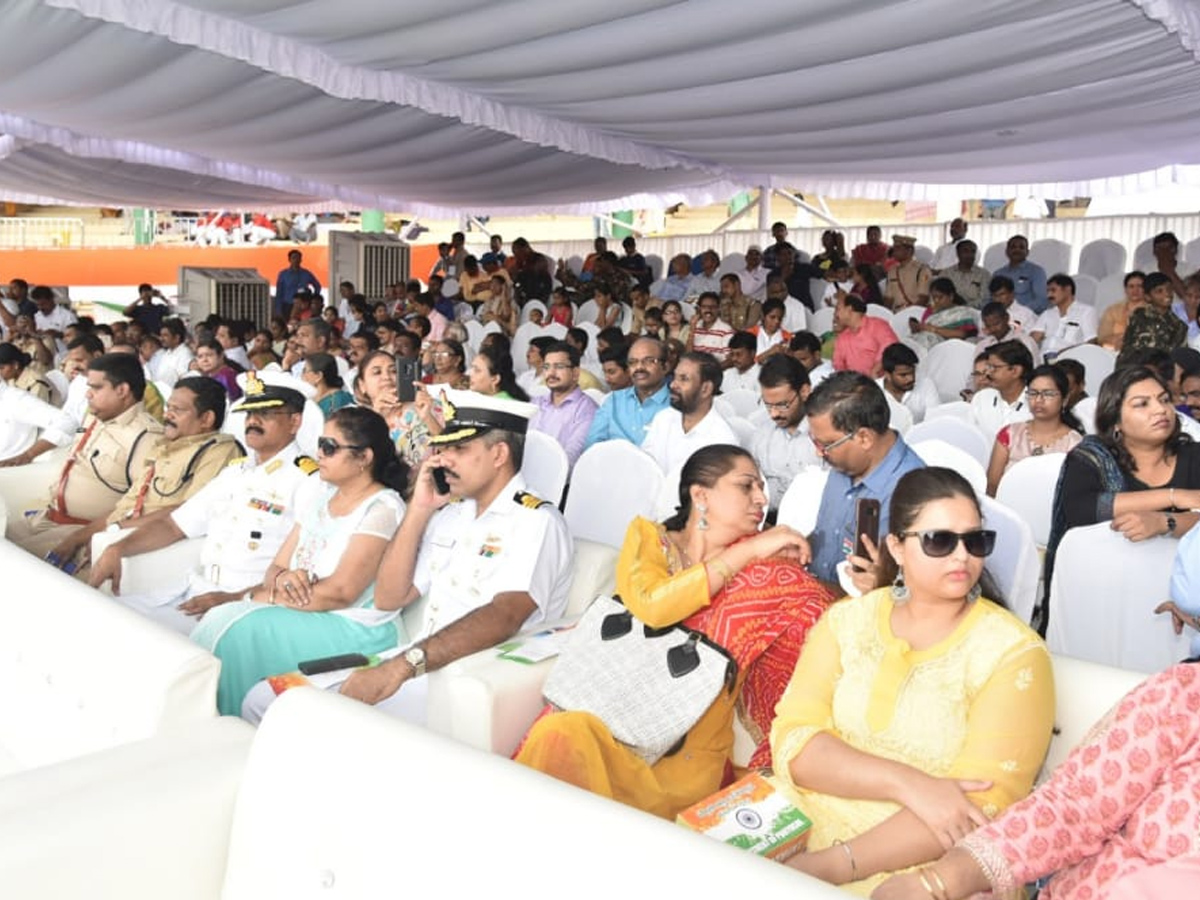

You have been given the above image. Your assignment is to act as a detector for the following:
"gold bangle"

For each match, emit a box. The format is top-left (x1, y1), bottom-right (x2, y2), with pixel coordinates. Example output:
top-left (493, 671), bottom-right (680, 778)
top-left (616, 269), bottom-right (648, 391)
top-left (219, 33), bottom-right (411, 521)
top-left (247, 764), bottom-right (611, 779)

top-left (927, 867), bottom-right (950, 900)
top-left (707, 557), bottom-right (734, 582)
top-left (832, 839), bottom-right (858, 882)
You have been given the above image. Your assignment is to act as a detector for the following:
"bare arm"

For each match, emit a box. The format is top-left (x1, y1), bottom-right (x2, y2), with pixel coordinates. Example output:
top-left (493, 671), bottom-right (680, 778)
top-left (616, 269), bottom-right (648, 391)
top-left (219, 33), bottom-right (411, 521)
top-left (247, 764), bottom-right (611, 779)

top-left (339, 591), bottom-right (536, 704)
top-left (985, 438), bottom-right (1009, 497)
top-left (255, 533), bottom-right (390, 612)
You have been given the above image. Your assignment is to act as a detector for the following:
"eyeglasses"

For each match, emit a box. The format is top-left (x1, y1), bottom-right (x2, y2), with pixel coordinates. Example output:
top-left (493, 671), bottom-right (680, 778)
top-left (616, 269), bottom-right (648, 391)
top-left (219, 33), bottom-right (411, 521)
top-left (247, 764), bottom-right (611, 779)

top-left (541, 362), bottom-right (575, 372)
top-left (627, 356), bottom-right (665, 368)
top-left (1026, 389), bottom-right (1061, 401)
top-left (983, 363), bottom-right (1011, 372)
top-left (897, 529), bottom-right (997, 558)
top-left (432, 351), bottom-right (456, 358)
top-left (763, 393), bottom-right (799, 412)
top-left (317, 436), bottom-right (366, 457)
top-left (811, 431), bottom-right (855, 455)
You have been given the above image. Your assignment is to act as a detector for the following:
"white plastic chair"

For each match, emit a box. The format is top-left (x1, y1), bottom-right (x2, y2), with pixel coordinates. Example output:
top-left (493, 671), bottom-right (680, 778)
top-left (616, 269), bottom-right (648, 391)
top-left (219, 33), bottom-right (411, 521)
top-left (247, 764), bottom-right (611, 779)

top-left (809, 278), bottom-right (828, 309)
top-left (1070, 273), bottom-right (1098, 307)
top-left (1132, 237), bottom-right (1157, 273)
top-left (520, 299), bottom-right (547, 325)
top-left (995, 452), bottom-right (1067, 547)
top-left (726, 416), bottom-right (756, 450)
top-left (1073, 395), bottom-right (1098, 434)
top-left (464, 319), bottom-right (486, 351)
top-left (982, 242), bottom-right (1009, 273)
top-left (720, 388), bottom-right (760, 419)
top-left (1046, 523), bottom-right (1192, 673)
top-left (1056, 344), bottom-right (1116, 399)
top-left (43, 369), bottom-right (70, 405)
top-left (923, 339), bottom-right (978, 403)
top-left (809, 307), bottom-right (835, 336)
top-left (582, 387), bottom-right (607, 406)
top-left (865, 304), bottom-right (891, 320)
top-left (911, 439), bottom-right (987, 497)
top-left (892, 306), bottom-right (925, 335)
top-left (980, 495), bottom-right (1040, 626)
top-left (576, 300), bottom-right (599, 326)
top-left (644, 254), bottom-right (664, 283)
top-left (563, 441), bottom-right (665, 548)
top-left (775, 466), bottom-right (829, 537)
top-left (441, 277), bottom-right (460, 298)
top-left (1093, 273), bottom-right (1127, 320)
top-left (1029, 239), bottom-right (1071, 277)
top-left (520, 430), bottom-right (569, 507)
top-left (924, 400), bottom-right (973, 421)
top-left (1077, 239), bottom-right (1127, 282)
top-left (511, 321), bottom-right (565, 375)
top-left (905, 416), bottom-right (992, 468)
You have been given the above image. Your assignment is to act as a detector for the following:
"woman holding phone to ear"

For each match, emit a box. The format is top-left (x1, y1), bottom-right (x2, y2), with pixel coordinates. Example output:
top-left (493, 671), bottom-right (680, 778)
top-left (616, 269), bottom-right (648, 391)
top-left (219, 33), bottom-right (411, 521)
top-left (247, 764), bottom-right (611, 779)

top-left (771, 468), bottom-right (1054, 895)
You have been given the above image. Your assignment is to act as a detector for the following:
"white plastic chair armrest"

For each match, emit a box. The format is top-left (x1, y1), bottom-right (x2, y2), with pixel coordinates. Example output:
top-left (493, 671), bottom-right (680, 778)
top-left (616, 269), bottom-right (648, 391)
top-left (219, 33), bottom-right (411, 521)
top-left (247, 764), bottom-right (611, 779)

top-left (92, 528), bottom-right (204, 598)
top-left (425, 620), bottom-right (581, 757)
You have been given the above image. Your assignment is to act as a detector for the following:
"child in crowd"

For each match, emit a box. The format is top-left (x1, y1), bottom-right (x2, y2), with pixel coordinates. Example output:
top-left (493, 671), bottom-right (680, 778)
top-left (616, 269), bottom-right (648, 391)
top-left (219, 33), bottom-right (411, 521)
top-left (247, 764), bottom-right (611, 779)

top-left (548, 287), bottom-right (573, 327)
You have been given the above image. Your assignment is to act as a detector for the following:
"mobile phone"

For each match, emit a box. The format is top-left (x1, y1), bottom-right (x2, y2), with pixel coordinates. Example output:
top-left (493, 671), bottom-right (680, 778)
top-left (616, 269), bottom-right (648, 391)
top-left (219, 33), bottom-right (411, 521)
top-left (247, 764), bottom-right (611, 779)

top-left (396, 357), bottom-right (420, 403)
top-left (852, 498), bottom-right (881, 571)
top-left (298, 653), bottom-right (370, 676)
top-left (431, 466), bottom-right (451, 495)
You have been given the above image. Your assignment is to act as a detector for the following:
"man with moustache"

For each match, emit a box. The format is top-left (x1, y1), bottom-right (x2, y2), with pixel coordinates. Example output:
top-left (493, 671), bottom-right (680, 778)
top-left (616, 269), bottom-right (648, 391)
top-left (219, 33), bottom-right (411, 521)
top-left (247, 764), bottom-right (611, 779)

top-left (640, 350), bottom-right (737, 475)
top-left (89, 373), bottom-right (319, 634)
top-left (7, 353), bottom-right (161, 561)
top-left (248, 393), bottom-right (572, 725)
top-left (584, 336), bottom-right (672, 449)
top-left (47, 376), bottom-right (240, 578)
top-left (752, 354), bottom-right (820, 515)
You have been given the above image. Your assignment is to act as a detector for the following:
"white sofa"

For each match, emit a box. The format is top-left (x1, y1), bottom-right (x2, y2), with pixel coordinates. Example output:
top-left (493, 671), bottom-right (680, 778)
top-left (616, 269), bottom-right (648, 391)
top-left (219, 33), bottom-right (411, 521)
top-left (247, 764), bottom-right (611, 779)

top-left (0, 689), bottom-right (849, 900)
top-left (91, 529), bottom-right (620, 756)
top-left (0, 655), bottom-right (1149, 899)
top-left (0, 539), bottom-right (220, 777)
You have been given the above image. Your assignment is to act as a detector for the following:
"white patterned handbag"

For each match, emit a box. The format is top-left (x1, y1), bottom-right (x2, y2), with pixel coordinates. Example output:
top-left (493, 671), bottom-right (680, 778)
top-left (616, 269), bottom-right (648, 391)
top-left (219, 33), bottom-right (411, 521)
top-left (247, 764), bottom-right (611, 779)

top-left (542, 595), bottom-right (737, 764)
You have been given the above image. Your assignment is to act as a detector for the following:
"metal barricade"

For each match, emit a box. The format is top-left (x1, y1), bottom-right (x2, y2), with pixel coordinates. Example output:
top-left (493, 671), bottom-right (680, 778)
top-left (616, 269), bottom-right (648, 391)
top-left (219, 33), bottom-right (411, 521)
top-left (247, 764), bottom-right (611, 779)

top-left (0, 217), bottom-right (85, 248)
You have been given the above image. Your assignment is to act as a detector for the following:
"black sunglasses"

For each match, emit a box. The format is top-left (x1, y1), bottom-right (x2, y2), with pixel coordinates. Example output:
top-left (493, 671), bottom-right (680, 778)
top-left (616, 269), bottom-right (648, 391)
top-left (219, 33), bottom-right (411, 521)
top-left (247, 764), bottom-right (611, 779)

top-left (897, 529), bottom-right (996, 558)
top-left (317, 436), bottom-right (366, 457)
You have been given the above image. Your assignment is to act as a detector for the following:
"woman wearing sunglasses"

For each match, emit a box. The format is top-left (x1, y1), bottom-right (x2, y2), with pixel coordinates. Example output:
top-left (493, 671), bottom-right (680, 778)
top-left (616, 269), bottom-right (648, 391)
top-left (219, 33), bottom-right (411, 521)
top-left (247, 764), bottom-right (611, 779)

top-left (191, 406), bottom-right (410, 717)
top-left (771, 467), bottom-right (1054, 895)
top-left (985, 364), bottom-right (1084, 496)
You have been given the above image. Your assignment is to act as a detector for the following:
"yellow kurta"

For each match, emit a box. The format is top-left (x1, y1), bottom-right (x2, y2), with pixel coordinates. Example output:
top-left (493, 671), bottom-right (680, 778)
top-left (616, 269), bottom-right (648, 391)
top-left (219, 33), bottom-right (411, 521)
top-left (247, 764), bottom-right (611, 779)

top-left (517, 517), bottom-right (735, 819)
top-left (770, 588), bottom-right (1055, 895)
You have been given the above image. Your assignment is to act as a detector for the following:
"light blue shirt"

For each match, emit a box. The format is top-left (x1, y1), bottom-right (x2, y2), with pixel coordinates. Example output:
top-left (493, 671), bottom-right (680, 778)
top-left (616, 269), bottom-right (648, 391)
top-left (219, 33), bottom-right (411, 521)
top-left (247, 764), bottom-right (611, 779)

top-left (992, 260), bottom-right (1048, 314)
top-left (1169, 525), bottom-right (1200, 658)
top-left (584, 382), bottom-right (671, 449)
top-left (809, 433), bottom-right (925, 583)
top-left (656, 275), bottom-right (691, 303)
top-left (1171, 299), bottom-right (1200, 341)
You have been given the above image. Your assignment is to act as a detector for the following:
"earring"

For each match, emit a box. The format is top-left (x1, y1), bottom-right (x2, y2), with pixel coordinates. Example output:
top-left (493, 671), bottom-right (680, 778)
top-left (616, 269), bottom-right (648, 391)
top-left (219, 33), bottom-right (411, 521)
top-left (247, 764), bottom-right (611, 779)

top-left (697, 504), bottom-right (709, 531)
top-left (967, 582), bottom-right (982, 604)
top-left (1113, 426), bottom-right (1122, 440)
top-left (891, 567), bottom-right (910, 603)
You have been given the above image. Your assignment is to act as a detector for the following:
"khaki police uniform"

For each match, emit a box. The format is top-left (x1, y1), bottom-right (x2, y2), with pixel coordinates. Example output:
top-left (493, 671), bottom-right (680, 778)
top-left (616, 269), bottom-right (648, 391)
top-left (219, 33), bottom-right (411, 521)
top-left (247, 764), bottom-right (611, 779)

top-left (11, 366), bottom-right (52, 404)
top-left (884, 257), bottom-right (932, 310)
top-left (7, 403), bottom-right (161, 559)
top-left (106, 431), bottom-right (242, 525)
top-left (116, 440), bottom-right (320, 633)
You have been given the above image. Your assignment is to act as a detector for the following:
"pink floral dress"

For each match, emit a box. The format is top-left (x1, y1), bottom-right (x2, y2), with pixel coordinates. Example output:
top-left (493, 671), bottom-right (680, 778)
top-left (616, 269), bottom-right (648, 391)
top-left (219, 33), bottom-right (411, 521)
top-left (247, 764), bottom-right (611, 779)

top-left (960, 663), bottom-right (1200, 899)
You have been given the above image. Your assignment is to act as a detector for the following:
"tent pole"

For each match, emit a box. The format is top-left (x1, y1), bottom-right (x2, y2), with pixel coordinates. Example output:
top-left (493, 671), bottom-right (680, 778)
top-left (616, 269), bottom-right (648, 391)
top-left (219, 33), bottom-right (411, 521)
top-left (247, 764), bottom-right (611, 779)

top-left (592, 213), bottom-right (644, 237)
top-left (773, 189), bottom-right (842, 227)
top-left (758, 186), bottom-right (771, 231)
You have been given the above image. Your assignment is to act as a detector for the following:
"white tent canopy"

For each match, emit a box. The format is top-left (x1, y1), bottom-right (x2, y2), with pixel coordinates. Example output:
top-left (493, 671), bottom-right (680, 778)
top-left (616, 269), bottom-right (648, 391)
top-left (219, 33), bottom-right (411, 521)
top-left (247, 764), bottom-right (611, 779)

top-left (4, 0), bottom-right (1200, 212)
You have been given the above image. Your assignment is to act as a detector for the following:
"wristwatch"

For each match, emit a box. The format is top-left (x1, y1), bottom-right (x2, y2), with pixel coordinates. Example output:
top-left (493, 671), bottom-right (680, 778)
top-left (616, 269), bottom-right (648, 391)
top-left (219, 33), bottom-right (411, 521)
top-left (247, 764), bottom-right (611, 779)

top-left (403, 646), bottom-right (427, 678)
top-left (1166, 514), bottom-right (1178, 535)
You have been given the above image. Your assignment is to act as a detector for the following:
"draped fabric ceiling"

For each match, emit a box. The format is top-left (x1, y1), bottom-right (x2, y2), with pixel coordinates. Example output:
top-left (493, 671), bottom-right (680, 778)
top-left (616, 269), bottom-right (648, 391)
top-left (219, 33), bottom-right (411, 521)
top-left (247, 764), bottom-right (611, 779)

top-left (3, 0), bottom-right (1200, 213)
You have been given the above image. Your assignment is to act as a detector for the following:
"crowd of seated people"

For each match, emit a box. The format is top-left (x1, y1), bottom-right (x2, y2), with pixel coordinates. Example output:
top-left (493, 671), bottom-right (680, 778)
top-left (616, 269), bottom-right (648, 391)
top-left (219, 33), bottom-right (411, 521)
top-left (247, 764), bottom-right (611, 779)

top-left (3, 221), bottom-right (1200, 897)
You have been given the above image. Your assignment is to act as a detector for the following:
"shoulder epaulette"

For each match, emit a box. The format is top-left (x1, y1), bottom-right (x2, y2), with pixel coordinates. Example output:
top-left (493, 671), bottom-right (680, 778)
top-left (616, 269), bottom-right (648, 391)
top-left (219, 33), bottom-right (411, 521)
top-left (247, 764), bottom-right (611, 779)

top-left (295, 455), bottom-right (320, 475)
top-left (514, 490), bottom-right (551, 510)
